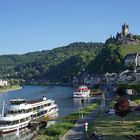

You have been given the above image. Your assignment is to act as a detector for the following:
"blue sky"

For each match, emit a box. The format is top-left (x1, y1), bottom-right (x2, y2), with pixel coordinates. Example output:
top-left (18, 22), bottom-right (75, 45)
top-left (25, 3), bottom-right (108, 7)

top-left (0, 0), bottom-right (140, 54)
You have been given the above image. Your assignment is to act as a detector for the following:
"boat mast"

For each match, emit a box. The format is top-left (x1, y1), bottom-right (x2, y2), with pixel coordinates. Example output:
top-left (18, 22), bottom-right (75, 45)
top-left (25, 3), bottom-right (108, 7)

top-left (1, 100), bottom-right (5, 117)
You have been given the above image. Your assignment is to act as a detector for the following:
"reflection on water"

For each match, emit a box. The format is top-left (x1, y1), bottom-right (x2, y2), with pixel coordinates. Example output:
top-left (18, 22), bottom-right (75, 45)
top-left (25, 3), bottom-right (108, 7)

top-left (73, 98), bottom-right (91, 107)
top-left (0, 112), bottom-right (59, 140)
top-left (0, 128), bottom-right (34, 140)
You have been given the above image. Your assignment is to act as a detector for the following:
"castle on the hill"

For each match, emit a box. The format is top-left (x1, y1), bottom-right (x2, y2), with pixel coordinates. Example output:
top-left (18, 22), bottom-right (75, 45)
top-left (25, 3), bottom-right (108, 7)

top-left (105, 23), bottom-right (140, 45)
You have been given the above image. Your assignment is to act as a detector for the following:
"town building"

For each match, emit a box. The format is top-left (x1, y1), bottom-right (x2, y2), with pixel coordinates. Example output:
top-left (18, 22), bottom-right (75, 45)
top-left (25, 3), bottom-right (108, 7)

top-left (119, 70), bottom-right (135, 82)
top-left (124, 53), bottom-right (140, 67)
top-left (0, 79), bottom-right (8, 86)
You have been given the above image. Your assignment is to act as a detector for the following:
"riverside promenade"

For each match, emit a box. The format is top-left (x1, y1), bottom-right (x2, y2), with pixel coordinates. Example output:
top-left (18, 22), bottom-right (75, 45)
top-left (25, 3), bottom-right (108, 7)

top-left (60, 106), bottom-right (101, 140)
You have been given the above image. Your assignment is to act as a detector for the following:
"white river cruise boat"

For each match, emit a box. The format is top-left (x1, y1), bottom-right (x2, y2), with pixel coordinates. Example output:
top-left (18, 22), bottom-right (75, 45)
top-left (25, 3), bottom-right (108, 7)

top-left (73, 85), bottom-right (90, 98)
top-left (0, 97), bottom-right (58, 133)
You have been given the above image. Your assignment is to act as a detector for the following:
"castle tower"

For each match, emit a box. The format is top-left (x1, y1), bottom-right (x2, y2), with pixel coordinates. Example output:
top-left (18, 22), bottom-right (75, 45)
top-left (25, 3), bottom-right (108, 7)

top-left (122, 23), bottom-right (129, 37)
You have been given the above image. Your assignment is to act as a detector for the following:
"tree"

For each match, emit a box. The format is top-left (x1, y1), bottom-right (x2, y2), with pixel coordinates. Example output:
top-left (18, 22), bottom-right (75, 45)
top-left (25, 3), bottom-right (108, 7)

top-left (114, 98), bottom-right (130, 123)
top-left (116, 86), bottom-right (127, 97)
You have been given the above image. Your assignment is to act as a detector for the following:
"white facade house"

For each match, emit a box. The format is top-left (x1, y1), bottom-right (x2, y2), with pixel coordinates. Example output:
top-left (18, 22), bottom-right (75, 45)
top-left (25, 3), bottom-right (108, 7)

top-left (124, 53), bottom-right (140, 67)
top-left (83, 75), bottom-right (94, 85)
top-left (0, 79), bottom-right (8, 86)
top-left (105, 72), bottom-right (118, 82)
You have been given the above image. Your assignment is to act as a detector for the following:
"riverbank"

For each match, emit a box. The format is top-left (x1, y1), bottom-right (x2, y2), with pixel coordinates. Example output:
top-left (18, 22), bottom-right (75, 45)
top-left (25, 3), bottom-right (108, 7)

top-left (33, 101), bottom-right (99, 140)
top-left (0, 85), bottom-right (22, 93)
top-left (87, 93), bottom-right (140, 140)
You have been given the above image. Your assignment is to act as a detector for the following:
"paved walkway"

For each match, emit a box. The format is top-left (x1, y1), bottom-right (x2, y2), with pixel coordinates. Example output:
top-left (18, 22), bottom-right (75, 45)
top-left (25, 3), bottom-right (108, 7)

top-left (60, 91), bottom-right (114, 140)
top-left (60, 107), bottom-right (101, 140)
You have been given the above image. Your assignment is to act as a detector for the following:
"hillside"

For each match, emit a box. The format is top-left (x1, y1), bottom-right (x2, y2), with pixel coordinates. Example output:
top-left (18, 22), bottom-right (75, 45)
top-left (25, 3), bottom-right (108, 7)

top-left (119, 44), bottom-right (140, 56)
top-left (0, 42), bottom-right (103, 82)
top-left (87, 44), bottom-right (140, 74)
top-left (0, 42), bottom-right (140, 83)
top-left (0, 50), bottom-right (50, 74)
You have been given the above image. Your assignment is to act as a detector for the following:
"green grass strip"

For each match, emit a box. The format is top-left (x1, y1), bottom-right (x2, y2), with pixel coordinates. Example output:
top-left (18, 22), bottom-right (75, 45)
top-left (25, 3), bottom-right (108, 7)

top-left (36, 101), bottom-right (99, 140)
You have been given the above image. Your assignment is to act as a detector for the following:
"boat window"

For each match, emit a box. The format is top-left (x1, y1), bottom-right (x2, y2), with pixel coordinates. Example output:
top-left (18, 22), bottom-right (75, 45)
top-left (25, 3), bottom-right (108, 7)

top-left (9, 110), bottom-right (20, 114)
top-left (11, 100), bottom-right (26, 105)
top-left (33, 107), bottom-right (37, 111)
top-left (18, 110), bottom-right (22, 113)
top-left (37, 112), bottom-right (40, 116)
top-left (47, 103), bottom-right (51, 106)
top-left (26, 117), bottom-right (30, 121)
top-left (20, 118), bottom-right (25, 123)
top-left (1, 121), bottom-right (13, 125)
top-left (0, 121), bottom-right (7, 125)
top-left (37, 106), bottom-right (40, 109)
top-left (44, 104), bottom-right (48, 107)
top-left (7, 121), bottom-right (12, 125)
top-left (13, 120), bottom-right (19, 125)
top-left (31, 114), bottom-right (36, 118)
top-left (9, 110), bottom-right (14, 114)
top-left (26, 109), bottom-right (32, 113)
top-left (22, 110), bottom-right (26, 113)
top-left (34, 114), bottom-right (37, 117)
top-left (41, 105), bottom-right (44, 108)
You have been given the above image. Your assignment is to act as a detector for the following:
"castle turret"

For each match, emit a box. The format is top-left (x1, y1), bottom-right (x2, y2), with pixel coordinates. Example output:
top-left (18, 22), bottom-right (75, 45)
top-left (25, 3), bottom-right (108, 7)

top-left (122, 23), bottom-right (129, 37)
top-left (105, 23), bottom-right (140, 45)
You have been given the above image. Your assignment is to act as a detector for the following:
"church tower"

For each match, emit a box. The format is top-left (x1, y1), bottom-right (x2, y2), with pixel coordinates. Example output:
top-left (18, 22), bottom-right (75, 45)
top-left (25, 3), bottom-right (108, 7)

top-left (122, 23), bottom-right (129, 37)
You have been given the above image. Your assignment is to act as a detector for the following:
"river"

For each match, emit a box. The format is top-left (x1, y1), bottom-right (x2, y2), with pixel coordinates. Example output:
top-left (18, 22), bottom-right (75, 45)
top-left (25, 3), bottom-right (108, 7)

top-left (0, 85), bottom-right (91, 140)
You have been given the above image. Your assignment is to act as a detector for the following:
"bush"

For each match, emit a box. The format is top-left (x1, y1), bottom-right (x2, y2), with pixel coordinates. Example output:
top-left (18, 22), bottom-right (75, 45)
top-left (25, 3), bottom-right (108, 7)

top-left (44, 122), bottom-right (73, 137)
top-left (116, 86), bottom-right (127, 97)
top-left (45, 126), bottom-right (65, 136)
top-left (119, 83), bottom-right (140, 92)
top-left (114, 98), bottom-right (130, 123)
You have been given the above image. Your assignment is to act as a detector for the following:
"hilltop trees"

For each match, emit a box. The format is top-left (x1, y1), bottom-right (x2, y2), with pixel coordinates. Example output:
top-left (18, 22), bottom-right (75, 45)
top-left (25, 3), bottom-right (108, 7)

top-left (0, 42), bottom-right (103, 83)
top-left (0, 42), bottom-right (140, 83)
top-left (87, 44), bottom-right (125, 74)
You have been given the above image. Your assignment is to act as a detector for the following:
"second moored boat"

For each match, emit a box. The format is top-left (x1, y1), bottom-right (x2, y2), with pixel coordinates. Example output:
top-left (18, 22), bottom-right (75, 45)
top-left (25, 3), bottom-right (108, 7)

top-left (73, 85), bottom-right (90, 98)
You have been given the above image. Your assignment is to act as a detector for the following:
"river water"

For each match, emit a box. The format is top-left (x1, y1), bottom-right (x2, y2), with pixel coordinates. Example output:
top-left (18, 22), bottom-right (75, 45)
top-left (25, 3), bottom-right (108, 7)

top-left (0, 85), bottom-right (91, 140)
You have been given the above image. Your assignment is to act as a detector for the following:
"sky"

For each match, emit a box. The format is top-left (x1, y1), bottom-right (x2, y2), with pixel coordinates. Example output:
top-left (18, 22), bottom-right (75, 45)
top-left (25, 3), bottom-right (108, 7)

top-left (0, 0), bottom-right (140, 55)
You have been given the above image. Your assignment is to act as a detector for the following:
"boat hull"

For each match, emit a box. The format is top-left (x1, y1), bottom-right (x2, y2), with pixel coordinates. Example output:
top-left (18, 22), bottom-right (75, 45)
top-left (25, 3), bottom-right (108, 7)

top-left (0, 108), bottom-right (58, 134)
top-left (0, 98), bottom-right (59, 134)
top-left (0, 120), bottom-right (30, 134)
top-left (73, 91), bottom-right (90, 98)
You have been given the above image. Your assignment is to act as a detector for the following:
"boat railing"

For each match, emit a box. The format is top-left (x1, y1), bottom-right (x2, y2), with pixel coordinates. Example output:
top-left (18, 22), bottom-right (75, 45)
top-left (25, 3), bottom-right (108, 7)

top-left (27, 98), bottom-right (54, 104)
top-left (27, 99), bottom-right (42, 104)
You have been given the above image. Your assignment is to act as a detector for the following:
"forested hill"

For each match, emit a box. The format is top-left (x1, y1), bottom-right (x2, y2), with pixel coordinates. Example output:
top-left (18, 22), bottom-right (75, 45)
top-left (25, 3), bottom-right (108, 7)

top-left (0, 42), bottom-right (103, 82)
top-left (87, 44), bottom-right (140, 74)
top-left (0, 50), bottom-right (50, 66)
top-left (1, 42), bottom-right (140, 83)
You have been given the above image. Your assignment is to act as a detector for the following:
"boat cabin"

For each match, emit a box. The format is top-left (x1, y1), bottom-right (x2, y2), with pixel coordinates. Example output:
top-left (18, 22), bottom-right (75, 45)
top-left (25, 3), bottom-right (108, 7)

top-left (10, 99), bottom-right (26, 105)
